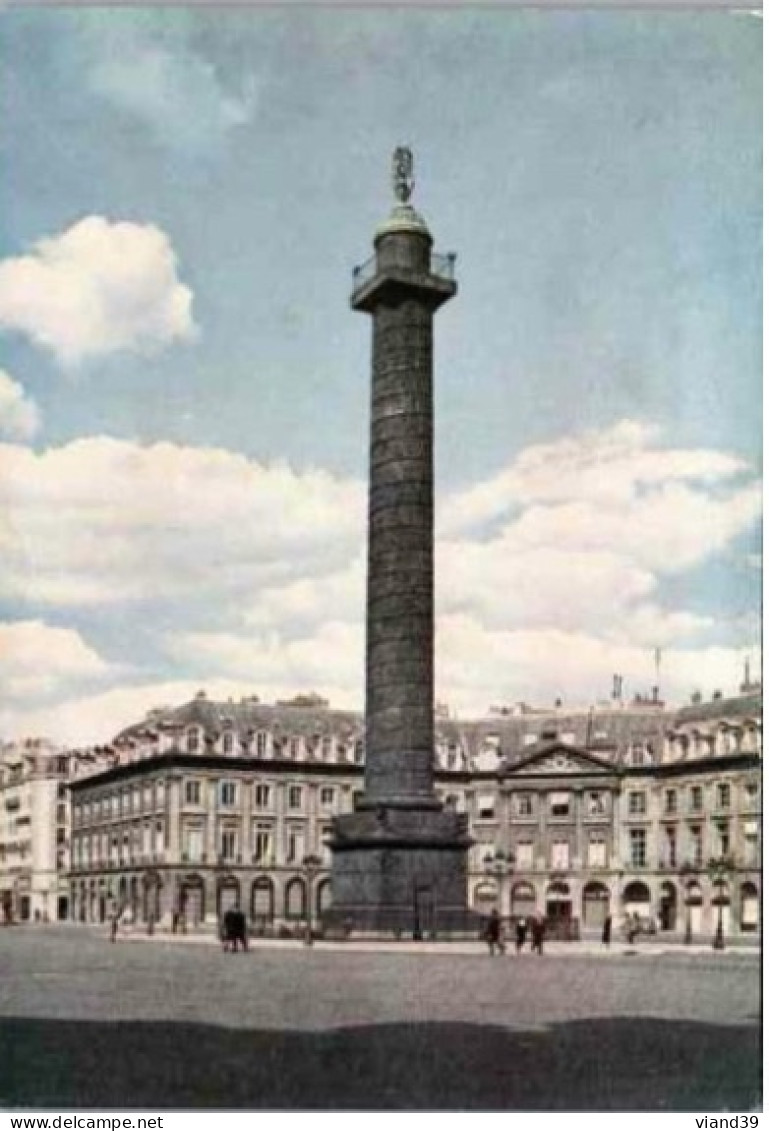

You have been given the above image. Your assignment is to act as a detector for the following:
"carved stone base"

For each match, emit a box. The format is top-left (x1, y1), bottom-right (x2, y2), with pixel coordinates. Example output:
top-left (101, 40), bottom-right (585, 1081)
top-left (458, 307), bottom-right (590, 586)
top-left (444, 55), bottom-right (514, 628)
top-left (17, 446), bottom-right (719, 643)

top-left (325, 805), bottom-right (480, 938)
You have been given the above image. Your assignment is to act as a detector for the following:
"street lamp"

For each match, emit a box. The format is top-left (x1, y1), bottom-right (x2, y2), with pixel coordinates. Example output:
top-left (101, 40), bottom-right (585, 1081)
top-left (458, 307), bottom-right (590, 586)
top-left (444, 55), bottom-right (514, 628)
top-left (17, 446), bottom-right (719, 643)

top-left (679, 862), bottom-right (696, 944)
top-left (302, 854), bottom-right (322, 946)
top-left (483, 848), bottom-right (515, 924)
top-left (708, 855), bottom-right (734, 952)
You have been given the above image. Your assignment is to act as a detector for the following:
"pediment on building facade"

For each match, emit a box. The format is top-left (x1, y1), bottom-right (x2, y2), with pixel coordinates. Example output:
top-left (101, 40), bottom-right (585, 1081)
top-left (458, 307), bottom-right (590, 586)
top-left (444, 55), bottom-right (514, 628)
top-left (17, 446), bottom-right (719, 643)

top-left (506, 741), bottom-right (617, 778)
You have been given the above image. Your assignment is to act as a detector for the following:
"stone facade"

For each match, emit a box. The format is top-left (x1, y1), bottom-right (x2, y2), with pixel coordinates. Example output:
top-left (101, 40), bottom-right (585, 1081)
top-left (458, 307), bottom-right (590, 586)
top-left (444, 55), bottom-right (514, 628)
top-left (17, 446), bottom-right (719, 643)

top-left (62, 689), bottom-right (760, 940)
top-left (0, 739), bottom-right (71, 922)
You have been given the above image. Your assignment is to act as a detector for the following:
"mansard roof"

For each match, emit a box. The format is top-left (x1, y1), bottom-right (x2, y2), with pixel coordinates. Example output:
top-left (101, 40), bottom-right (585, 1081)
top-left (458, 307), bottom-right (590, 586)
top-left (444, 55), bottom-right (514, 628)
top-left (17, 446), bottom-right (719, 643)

top-left (115, 695), bottom-right (363, 745)
top-left (674, 691), bottom-right (762, 726)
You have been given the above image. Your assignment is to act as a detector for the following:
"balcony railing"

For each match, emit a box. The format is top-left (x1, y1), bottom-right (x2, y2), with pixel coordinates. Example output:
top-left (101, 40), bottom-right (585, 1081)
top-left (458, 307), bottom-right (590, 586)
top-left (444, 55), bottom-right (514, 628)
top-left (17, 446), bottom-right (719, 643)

top-left (351, 250), bottom-right (457, 291)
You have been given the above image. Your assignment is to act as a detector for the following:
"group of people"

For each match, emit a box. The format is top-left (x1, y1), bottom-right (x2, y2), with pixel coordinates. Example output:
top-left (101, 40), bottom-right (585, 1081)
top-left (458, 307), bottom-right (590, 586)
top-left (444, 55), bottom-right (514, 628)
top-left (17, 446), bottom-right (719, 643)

top-left (484, 909), bottom-right (546, 956)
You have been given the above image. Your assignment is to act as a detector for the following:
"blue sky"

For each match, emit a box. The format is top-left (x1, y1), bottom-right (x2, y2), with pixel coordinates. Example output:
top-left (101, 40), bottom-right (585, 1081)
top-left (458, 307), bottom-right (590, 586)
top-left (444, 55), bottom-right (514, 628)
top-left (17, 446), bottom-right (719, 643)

top-left (0, 7), bottom-right (761, 743)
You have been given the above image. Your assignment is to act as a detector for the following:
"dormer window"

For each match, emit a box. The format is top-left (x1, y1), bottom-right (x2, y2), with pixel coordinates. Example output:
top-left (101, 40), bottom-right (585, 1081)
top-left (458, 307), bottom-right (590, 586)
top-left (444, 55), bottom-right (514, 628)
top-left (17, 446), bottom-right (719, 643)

top-left (255, 731), bottom-right (268, 758)
top-left (186, 729), bottom-right (201, 754)
top-left (222, 731), bottom-right (235, 755)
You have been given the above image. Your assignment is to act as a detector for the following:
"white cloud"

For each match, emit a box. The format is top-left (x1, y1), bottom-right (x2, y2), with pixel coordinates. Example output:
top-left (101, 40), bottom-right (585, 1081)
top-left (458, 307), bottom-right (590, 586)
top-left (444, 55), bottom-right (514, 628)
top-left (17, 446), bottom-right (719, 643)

top-left (0, 620), bottom-right (109, 703)
top-left (79, 18), bottom-right (256, 153)
top-left (0, 216), bottom-right (196, 368)
top-left (435, 615), bottom-right (761, 714)
top-left (439, 419), bottom-right (753, 541)
top-left (0, 436), bottom-right (365, 607)
top-left (167, 621), bottom-right (364, 706)
top-left (0, 678), bottom-right (265, 747)
top-left (0, 371), bottom-right (40, 440)
top-left (0, 420), bottom-right (759, 743)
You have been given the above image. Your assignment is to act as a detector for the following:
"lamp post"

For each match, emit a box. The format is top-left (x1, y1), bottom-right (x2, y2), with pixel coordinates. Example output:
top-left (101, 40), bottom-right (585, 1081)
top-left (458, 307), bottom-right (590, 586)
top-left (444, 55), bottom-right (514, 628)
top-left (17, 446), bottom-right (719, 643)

top-left (483, 848), bottom-right (515, 925)
top-left (302, 854), bottom-right (322, 946)
top-left (708, 856), bottom-right (733, 952)
top-left (679, 862), bottom-right (695, 945)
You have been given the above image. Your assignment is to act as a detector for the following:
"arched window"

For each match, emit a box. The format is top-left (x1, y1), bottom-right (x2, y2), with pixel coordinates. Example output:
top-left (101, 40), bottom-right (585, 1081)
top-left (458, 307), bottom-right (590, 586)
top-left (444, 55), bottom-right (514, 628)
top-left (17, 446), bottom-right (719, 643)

top-left (285, 877), bottom-right (306, 920)
top-left (251, 877), bottom-right (274, 925)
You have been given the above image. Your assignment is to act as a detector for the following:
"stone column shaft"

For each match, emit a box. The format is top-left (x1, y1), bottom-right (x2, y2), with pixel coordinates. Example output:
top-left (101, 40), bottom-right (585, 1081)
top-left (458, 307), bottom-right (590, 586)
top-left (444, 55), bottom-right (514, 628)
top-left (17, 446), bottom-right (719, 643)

top-left (365, 298), bottom-right (435, 804)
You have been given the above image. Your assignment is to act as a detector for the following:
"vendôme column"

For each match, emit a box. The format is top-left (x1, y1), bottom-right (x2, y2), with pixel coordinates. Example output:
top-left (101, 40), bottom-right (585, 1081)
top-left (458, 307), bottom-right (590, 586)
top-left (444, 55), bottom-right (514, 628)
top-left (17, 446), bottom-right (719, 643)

top-left (329, 149), bottom-right (474, 937)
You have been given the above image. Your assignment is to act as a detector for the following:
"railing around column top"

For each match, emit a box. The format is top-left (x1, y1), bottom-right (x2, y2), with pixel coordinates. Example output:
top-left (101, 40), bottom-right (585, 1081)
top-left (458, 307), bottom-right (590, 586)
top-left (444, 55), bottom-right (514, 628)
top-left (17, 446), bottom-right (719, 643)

top-left (351, 250), bottom-right (457, 290)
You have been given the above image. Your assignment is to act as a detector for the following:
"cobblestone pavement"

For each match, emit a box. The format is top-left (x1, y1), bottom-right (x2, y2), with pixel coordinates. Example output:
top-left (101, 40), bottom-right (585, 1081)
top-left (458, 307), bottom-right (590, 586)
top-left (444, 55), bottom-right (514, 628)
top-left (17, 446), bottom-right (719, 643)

top-left (0, 926), bottom-right (760, 1111)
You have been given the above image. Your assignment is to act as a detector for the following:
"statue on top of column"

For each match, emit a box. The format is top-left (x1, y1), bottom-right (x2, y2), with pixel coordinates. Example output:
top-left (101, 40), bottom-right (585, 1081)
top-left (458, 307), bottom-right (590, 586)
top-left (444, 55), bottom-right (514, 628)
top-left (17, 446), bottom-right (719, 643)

top-left (392, 147), bottom-right (415, 204)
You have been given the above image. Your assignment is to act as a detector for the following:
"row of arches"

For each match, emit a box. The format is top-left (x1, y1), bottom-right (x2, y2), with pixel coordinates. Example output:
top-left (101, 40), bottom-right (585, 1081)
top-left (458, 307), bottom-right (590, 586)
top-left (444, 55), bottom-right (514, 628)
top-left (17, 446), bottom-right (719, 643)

top-left (183, 873), bottom-right (332, 925)
top-left (70, 872), bottom-right (334, 926)
top-left (472, 878), bottom-right (760, 933)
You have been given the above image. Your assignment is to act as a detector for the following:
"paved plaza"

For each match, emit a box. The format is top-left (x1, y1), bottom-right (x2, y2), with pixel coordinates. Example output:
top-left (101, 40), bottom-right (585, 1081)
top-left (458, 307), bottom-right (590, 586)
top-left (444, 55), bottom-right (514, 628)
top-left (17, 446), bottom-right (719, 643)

top-left (0, 926), bottom-right (760, 1111)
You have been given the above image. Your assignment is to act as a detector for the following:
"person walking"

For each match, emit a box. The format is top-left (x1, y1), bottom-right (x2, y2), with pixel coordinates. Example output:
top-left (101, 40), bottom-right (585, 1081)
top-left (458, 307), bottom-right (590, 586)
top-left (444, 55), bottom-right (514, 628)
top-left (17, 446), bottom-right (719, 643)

top-left (515, 917), bottom-right (527, 954)
top-left (232, 907), bottom-right (248, 952)
top-left (602, 914), bottom-right (612, 948)
top-left (484, 908), bottom-right (504, 956)
top-left (221, 907), bottom-right (237, 952)
top-left (531, 913), bottom-right (545, 956)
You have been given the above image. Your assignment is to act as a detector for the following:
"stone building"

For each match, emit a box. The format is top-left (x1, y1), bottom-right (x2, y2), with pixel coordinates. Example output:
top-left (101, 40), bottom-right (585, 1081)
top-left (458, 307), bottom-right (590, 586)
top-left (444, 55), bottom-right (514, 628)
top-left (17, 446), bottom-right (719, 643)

top-left (64, 687), bottom-right (761, 939)
top-left (0, 738), bottom-right (72, 922)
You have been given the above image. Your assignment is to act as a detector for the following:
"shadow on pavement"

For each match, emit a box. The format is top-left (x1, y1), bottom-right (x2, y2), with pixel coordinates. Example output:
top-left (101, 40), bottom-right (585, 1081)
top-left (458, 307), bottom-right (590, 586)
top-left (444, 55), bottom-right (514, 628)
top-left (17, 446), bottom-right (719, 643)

top-left (0, 1015), bottom-right (760, 1111)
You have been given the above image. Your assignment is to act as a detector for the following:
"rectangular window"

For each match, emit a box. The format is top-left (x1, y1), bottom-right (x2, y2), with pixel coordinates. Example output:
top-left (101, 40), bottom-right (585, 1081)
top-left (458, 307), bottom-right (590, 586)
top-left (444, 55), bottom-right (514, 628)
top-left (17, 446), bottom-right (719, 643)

top-left (549, 792), bottom-right (571, 818)
top-left (715, 821), bottom-right (730, 858)
top-left (288, 785), bottom-right (303, 811)
top-left (664, 789), bottom-right (677, 815)
top-left (587, 839), bottom-right (607, 868)
top-left (550, 840), bottom-right (570, 869)
top-left (254, 783), bottom-right (271, 809)
top-left (185, 780), bottom-right (202, 805)
top-left (744, 781), bottom-right (758, 805)
top-left (320, 824), bottom-right (333, 865)
top-left (319, 786), bottom-right (335, 808)
top-left (664, 826), bottom-right (677, 868)
top-left (742, 820), bottom-right (758, 865)
top-left (628, 791), bottom-right (646, 816)
top-left (629, 828), bottom-right (647, 868)
top-left (255, 732), bottom-right (268, 758)
top-left (184, 826), bottom-right (204, 863)
top-left (288, 737), bottom-right (300, 760)
top-left (478, 793), bottom-right (496, 819)
top-left (222, 731), bottom-right (235, 755)
top-left (689, 825), bottom-right (703, 866)
top-left (253, 824), bottom-right (273, 864)
top-left (154, 821), bottom-right (164, 857)
top-left (717, 783), bottom-right (731, 810)
top-left (515, 841), bottom-right (533, 869)
top-left (219, 781), bottom-right (238, 807)
top-left (220, 829), bottom-right (237, 862)
top-left (586, 792), bottom-right (606, 816)
top-left (515, 793), bottom-right (534, 817)
top-left (286, 826), bottom-right (305, 864)
top-left (689, 786), bottom-right (703, 813)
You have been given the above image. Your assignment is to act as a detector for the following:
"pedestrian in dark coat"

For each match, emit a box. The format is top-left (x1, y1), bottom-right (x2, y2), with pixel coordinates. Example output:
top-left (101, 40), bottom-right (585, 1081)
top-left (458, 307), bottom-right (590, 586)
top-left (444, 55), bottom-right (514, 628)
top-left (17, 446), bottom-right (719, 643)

top-left (222, 907), bottom-right (237, 952)
top-left (602, 914), bottom-right (612, 947)
top-left (484, 908), bottom-right (504, 955)
top-left (515, 917), bottom-right (527, 953)
top-left (531, 914), bottom-right (545, 955)
top-left (232, 908), bottom-right (248, 952)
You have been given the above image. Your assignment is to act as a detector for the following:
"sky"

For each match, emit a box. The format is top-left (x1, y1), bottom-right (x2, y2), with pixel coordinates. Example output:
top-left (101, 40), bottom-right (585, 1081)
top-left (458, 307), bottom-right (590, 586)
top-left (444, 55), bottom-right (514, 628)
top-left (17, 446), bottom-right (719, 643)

top-left (0, 6), bottom-right (761, 744)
